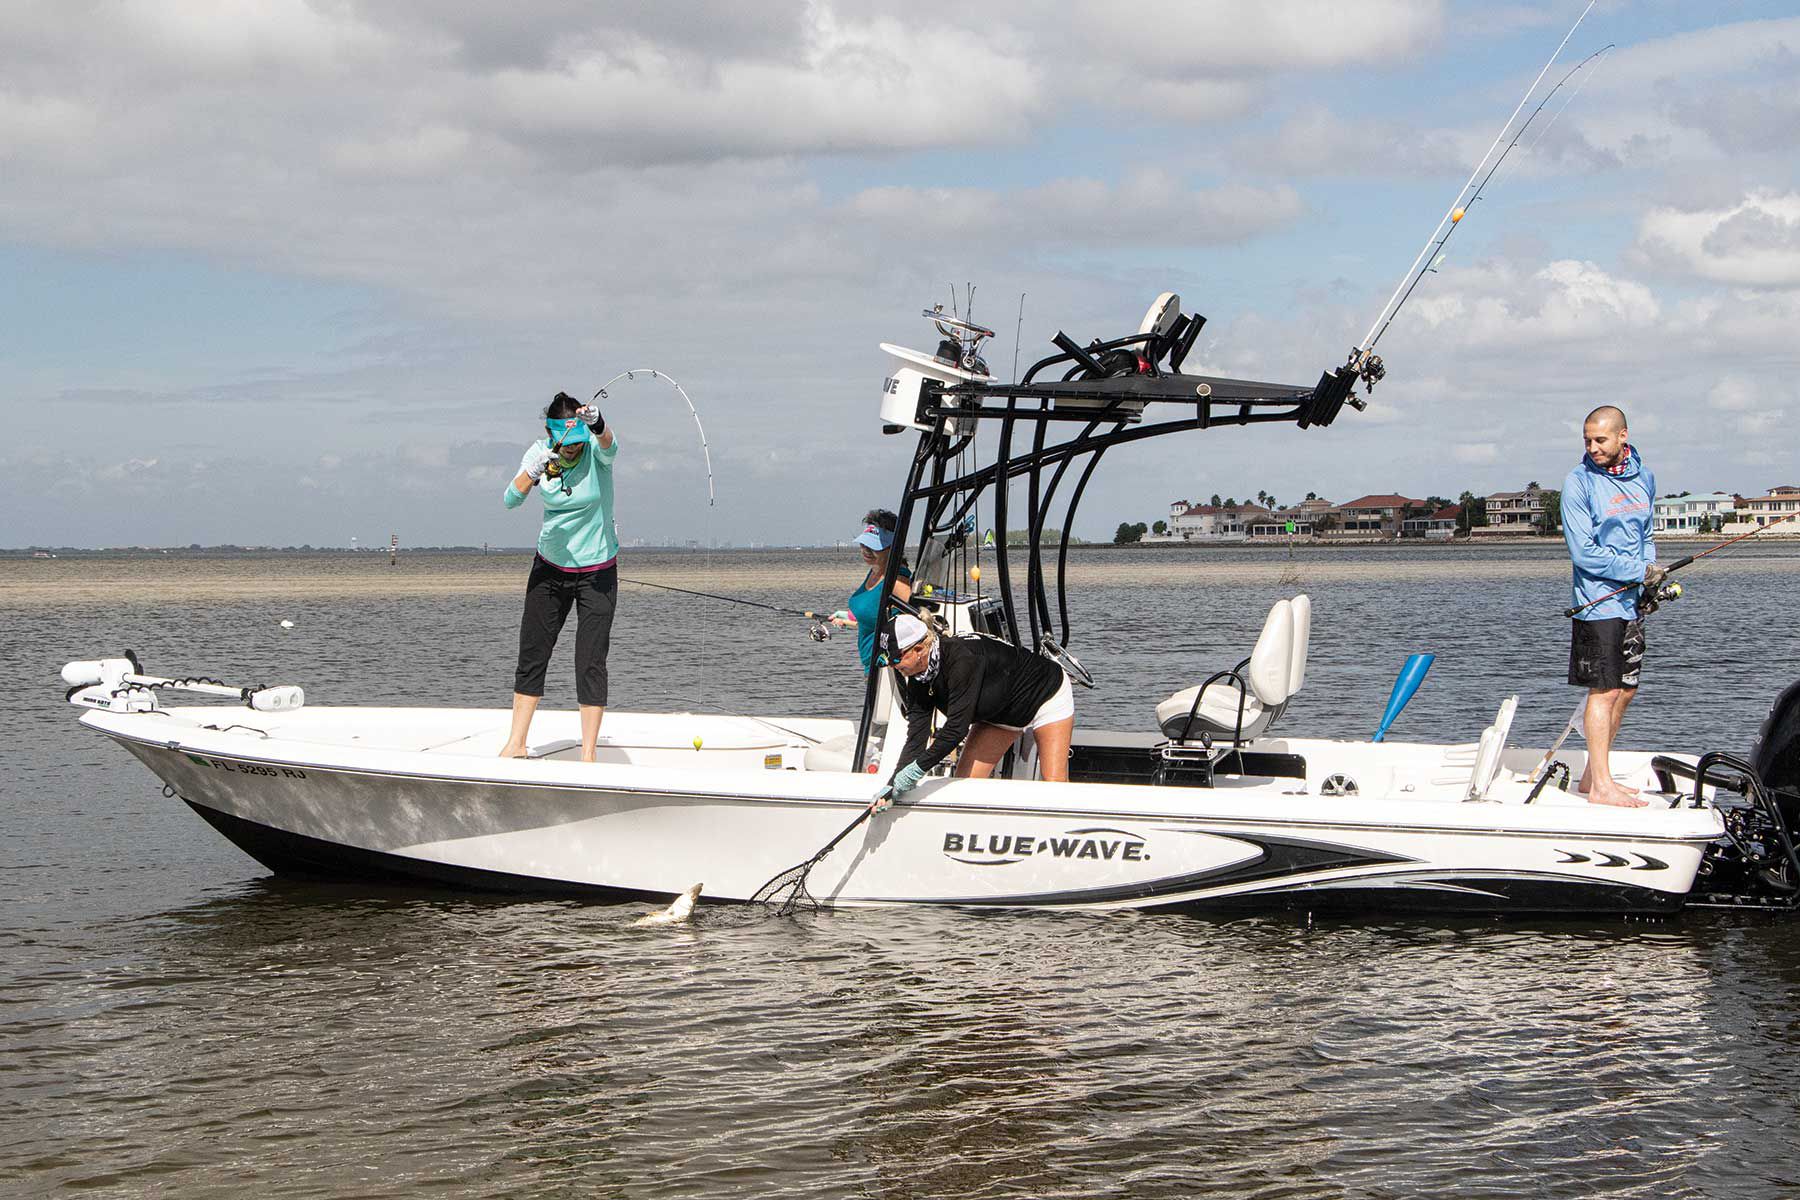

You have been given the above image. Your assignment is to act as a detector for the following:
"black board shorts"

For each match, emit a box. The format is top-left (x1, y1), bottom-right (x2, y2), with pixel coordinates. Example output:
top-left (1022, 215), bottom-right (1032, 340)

top-left (1569, 617), bottom-right (1644, 690)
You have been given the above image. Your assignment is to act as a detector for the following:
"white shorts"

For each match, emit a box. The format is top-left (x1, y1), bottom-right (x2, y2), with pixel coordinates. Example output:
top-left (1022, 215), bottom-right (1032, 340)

top-left (994, 674), bottom-right (1074, 734)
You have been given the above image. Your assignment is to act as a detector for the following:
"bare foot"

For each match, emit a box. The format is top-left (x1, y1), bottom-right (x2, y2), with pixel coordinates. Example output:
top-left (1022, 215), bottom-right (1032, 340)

top-left (498, 743), bottom-right (528, 759)
top-left (1586, 785), bottom-right (1648, 808)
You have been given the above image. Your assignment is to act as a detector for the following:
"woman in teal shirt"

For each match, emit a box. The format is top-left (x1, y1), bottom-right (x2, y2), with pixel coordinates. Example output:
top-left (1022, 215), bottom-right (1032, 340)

top-left (499, 392), bottom-right (619, 762)
top-left (839, 509), bottom-right (913, 673)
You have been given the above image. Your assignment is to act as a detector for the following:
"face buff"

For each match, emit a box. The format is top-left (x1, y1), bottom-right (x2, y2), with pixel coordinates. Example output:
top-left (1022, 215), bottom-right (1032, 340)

top-left (918, 637), bottom-right (943, 684)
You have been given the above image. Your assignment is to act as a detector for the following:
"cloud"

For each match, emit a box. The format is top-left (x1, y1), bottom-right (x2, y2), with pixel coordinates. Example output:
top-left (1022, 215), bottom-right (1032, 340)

top-left (1069, 0), bottom-right (1442, 73)
top-left (1452, 443), bottom-right (1498, 464)
top-left (1237, 108), bottom-right (1476, 180)
top-left (3, 3), bottom-right (1798, 548)
top-left (1405, 259), bottom-right (1659, 350)
top-left (1635, 191), bottom-right (1800, 287)
top-left (851, 172), bottom-right (1304, 246)
top-left (479, 12), bottom-right (1042, 165)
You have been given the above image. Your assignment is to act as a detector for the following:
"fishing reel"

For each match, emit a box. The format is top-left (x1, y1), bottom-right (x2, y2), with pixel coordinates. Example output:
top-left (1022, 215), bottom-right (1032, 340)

top-left (808, 622), bottom-right (832, 642)
top-left (1640, 579), bottom-right (1683, 616)
top-left (1341, 347), bottom-right (1384, 409)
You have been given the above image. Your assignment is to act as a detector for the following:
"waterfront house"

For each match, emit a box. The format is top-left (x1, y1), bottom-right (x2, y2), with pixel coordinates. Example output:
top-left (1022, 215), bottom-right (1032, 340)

top-left (1479, 484), bottom-right (1547, 535)
top-left (1735, 485), bottom-right (1800, 529)
top-left (1653, 492), bottom-right (1736, 534)
top-left (1168, 500), bottom-right (1273, 541)
top-left (1333, 494), bottom-right (1422, 538)
top-left (1402, 504), bottom-right (1461, 540)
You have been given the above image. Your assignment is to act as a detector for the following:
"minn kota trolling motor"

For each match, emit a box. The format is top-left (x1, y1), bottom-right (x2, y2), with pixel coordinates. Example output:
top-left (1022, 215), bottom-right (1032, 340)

top-left (62, 653), bottom-right (304, 714)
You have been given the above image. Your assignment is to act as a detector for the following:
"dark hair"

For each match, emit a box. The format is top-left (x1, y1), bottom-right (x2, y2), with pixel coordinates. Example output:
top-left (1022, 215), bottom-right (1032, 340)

top-left (546, 392), bottom-right (582, 419)
top-left (862, 508), bottom-right (898, 533)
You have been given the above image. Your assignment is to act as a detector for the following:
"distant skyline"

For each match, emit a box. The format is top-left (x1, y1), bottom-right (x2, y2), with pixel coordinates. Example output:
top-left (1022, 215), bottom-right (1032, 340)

top-left (4, 2), bottom-right (1798, 549)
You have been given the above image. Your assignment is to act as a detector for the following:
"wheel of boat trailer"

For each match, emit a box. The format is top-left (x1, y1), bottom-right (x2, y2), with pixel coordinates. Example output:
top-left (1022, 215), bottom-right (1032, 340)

top-left (1041, 638), bottom-right (1095, 689)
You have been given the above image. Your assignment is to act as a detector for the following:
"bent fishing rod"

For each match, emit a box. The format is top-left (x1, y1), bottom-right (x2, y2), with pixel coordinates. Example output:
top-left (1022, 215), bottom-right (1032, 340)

top-left (1348, 2), bottom-right (1610, 390)
top-left (1563, 511), bottom-right (1798, 618)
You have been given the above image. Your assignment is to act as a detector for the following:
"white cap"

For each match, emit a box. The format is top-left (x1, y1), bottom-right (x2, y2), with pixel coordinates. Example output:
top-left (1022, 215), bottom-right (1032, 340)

top-left (891, 614), bottom-right (929, 651)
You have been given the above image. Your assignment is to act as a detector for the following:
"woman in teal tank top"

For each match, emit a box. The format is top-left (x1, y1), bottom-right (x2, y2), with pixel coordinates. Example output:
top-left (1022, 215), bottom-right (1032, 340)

top-left (839, 509), bottom-right (913, 673)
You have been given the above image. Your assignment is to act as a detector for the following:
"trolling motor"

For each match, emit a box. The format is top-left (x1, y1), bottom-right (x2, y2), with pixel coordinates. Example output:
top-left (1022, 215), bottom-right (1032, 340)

top-left (62, 654), bottom-right (304, 714)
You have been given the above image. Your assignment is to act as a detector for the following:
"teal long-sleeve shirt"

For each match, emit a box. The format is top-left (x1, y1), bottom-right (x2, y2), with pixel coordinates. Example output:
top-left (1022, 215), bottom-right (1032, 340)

top-left (503, 426), bottom-right (620, 568)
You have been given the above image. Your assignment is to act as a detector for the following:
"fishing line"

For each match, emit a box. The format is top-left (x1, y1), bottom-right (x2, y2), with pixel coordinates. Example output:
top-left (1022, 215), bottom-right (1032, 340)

top-left (619, 576), bottom-right (837, 640)
top-left (1354, 0), bottom-right (1601, 364)
top-left (1463, 45), bottom-right (1616, 227)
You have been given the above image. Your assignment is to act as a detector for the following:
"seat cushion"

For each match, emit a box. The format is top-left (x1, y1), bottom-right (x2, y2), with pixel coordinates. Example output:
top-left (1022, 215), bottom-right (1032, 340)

top-left (1156, 683), bottom-right (1269, 741)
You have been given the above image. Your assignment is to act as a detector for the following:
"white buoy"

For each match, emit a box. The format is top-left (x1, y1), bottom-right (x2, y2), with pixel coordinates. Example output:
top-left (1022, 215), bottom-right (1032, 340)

top-left (279, 620), bottom-right (295, 629)
top-left (633, 883), bottom-right (703, 927)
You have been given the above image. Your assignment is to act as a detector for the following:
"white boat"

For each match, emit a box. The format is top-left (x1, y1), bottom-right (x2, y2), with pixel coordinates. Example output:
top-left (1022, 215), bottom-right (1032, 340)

top-left (62, 298), bottom-right (1800, 915)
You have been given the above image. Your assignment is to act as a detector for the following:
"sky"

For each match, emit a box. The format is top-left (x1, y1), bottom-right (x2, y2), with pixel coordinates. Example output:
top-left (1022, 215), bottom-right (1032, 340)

top-left (3, 0), bottom-right (1798, 548)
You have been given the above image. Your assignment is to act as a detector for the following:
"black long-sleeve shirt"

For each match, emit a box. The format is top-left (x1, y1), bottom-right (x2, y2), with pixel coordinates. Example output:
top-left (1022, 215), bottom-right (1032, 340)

top-left (897, 636), bottom-right (1065, 772)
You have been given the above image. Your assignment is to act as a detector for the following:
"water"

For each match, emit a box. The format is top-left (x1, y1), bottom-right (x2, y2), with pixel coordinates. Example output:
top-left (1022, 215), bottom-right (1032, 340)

top-left (5, 545), bottom-right (1800, 1198)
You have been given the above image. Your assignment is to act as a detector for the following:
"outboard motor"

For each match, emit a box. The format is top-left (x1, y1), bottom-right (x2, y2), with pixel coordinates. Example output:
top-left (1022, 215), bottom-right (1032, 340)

top-left (1752, 679), bottom-right (1800, 795)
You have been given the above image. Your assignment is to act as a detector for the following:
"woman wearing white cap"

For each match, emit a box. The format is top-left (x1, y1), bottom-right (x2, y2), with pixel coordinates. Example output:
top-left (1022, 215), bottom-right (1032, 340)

top-left (876, 613), bottom-right (1075, 804)
top-left (837, 508), bottom-right (913, 674)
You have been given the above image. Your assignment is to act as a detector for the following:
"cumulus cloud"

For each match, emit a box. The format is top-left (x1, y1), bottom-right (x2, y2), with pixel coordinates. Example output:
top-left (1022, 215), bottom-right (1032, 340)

top-left (1635, 191), bottom-right (1800, 287)
top-left (1405, 259), bottom-right (1659, 350)
top-left (851, 172), bottom-right (1304, 246)
top-left (3, 3), bottom-right (1798, 547)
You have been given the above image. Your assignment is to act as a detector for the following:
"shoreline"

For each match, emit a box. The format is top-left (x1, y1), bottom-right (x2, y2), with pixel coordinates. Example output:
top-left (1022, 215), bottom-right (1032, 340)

top-left (5, 534), bottom-right (1782, 561)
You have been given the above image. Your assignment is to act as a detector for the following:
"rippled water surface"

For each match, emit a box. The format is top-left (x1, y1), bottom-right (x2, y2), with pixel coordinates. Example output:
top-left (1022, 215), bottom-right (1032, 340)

top-left (5, 545), bottom-right (1800, 1198)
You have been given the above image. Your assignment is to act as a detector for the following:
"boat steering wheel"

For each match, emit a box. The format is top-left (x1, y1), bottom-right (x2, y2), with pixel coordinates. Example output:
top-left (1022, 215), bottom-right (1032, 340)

top-left (1041, 638), bottom-right (1095, 689)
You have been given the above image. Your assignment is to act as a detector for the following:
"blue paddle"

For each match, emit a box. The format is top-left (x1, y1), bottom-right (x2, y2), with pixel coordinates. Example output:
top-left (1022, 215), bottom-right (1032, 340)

top-left (1372, 653), bottom-right (1435, 742)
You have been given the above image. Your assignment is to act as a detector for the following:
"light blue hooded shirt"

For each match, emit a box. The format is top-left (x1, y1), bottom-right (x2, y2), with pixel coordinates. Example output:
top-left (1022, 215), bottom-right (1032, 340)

top-left (1561, 446), bottom-right (1656, 621)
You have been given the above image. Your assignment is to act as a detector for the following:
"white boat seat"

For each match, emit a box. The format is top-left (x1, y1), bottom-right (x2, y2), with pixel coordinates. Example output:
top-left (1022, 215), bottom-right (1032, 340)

top-left (1465, 695), bottom-right (1518, 801)
top-left (1157, 686), bottom-right (1271, 742)
top-left (1157, 595), bottom-right (1311, 743)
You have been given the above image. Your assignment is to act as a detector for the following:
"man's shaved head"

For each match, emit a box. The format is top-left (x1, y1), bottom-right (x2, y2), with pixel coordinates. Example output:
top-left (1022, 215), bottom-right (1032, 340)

top-left (1584, 405), bottom-right (1627, 431)
top-left (1582, 405), bottom-right (1630, 468)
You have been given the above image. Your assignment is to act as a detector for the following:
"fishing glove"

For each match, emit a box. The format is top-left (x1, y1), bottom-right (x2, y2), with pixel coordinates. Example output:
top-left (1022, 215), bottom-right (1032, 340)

top-left (1639, 562), bottom-right (1669, 614)
top-left (577, 404), bottom-right (606, 431)
top-left (520, 444), bottom-right (556, 482)
top-left (873, 762), bottom-right (927, 811)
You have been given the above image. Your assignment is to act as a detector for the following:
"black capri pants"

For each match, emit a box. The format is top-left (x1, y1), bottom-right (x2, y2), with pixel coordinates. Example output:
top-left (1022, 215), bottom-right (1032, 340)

top-left (514, 556), bottom-right (617, 706)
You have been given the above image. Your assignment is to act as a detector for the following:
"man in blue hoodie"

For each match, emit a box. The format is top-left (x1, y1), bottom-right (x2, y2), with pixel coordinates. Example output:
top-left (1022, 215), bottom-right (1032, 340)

top-left (1562, 405), bottom-right (1668, 808)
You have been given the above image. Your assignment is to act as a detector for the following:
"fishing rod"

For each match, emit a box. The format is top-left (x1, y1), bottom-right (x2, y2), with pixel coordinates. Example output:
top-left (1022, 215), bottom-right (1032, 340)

top-left (1348, 2), bottom-right (1608, 389)
top-left (595, 370), bottom-right (715, 507)
top-left (1563, 511), bottom-right (1799, 618)
top-left (620, 576), bottom-right (840, 640)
